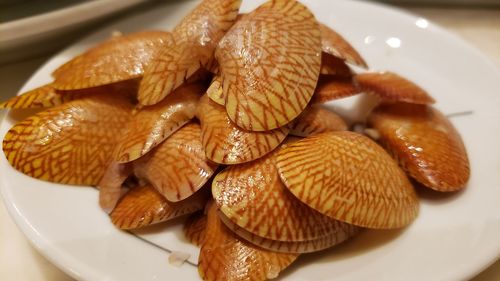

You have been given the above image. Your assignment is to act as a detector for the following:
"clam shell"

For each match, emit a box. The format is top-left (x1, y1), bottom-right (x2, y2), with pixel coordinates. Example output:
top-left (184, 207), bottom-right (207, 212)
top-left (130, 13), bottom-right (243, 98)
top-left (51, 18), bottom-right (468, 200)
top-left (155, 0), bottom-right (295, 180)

top-left (197, 95), bottom-right (288, 164)
top-left (212, 149), bottom-right (344, 242)
top-left (199, 201), bottom-right (298, 281)
top-left (320, 53), bottom-right (352, 77)
top-left (0, 84), bottom-right (72, 109)
top-left (319, 23), bottom-right (368, 69)
top-left (2, 92), bottom-right (132, 185)
top-left (368, 103), bottom-right (470, 192)
top-left (52, 31), bottom-right (173, 90)
top-left (184, 211), bottom-right (207, 247)
top-left (354, 72), bottom-right (435, 105)
top-left (310, 75), bottom-right (360, 104)
top-left (276, 131), bottom-right (419, 229)
top-left (219, 211), bottom-right (359, 254)
top-left (110, 184), bottom-right (207, 229)
top-left (206, 74), bottom-right (225, 106)
top-left (216, 0), bottom-right (322, 131)
top-left (133, 122), bottom-right (218, 202)
top-left (115, 83), bottom-right (203, 163)
top-left (290, 106), bottom-right (347, 137)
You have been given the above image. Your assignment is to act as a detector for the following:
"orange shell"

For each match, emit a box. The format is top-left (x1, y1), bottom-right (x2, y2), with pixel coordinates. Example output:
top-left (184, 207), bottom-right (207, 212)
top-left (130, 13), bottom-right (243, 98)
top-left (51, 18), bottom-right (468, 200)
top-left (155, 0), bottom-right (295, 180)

top-left (0, 84), bottom-right (73, 109)
top-left (311, 75), bottom-right (360, 104)
top-left (138, 41), bottom-right (211, 106)
top-left (133, 122), bottom-right (218, 202)
top-left (52, 31), bottom-right (173, 90)
top-left (115, 83), bottom-right (203, 163)
top-left (320, 53), bottom-right (352, 77)
top-left (319, 23), bottom-right (368, 68)
top-left (216, 0), bottom-right (322, 131)
top-left (290, 106), bottom-right (348, 137)
top-left (368, 103), bottom-right (470, 192)
top-left (172, 0), bottom-right (241, 47)
top-left (354, 72), bottom-right (436, 105)
top-left (199, 201), bottom-right (298, 281)
top-left (206, 74), bottom-right (225, 106)
top-left (212, 149), bottom-right (346, 242)
top-left (276, 131), bottom-right (419, 229)
top-left (219, 211), bottom-right (358, 254)
top-left (197, 95), bottom-right (288, 164)
top-left (110, 184), bottom-right (207, 229)
top-left (184, 211), bottom-right (207, 247)
top-left (2, 93), bottom-right (132, 186)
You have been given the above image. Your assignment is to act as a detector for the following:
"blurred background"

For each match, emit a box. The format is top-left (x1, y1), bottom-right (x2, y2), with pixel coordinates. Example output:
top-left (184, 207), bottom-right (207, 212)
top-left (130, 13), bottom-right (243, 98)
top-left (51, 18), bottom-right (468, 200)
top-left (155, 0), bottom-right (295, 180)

top-left (0, 0), bottom-right (499, 280)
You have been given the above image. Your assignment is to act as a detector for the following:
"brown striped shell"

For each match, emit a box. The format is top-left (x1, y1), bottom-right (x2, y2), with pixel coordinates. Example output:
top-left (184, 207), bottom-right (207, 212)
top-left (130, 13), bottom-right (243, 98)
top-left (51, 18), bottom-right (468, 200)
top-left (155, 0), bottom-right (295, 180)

top-left (52, 31), bottom-right (173, 90)
top-left (290, 106), bottom-right (348, 137)
top-left (212, 149), bottom-right (346, 242)
top-left (138, 0), bottom-right (241, 106)
top-left (110, 184), bottom-right (207, 229)
top-left (354, 72), bottom-right (436, 105)
top-left (2, 93), bottom-right (132, 185)
top-left (368, 103), bottom-right (470, 192)
top-left (115, 83), bottom-right (203, 163)
top-left (197, 95), bottom-right (288, 164)
top-left (199, 201), bottom-right (298, 281)
top-left (206, 74), bottom-right (225, 106)
top-left (219, 212), bottom-right (358, 254)
top-left (133, 122), bottom-right (218, 202)
top-left (276, 131), bottom-right (419, 229)
top-left (319, 23), bottom-right (367, 68)
top-left (320, 53), bottom-right (353, 77)
top-left (216, 0), bottom-right (322, 131)
top-left (311, 75), bottom-right (360, 104)
top-left (184, 211), bottom-right (207, 247)
top-left (0, 84), bottom-right (73, 109)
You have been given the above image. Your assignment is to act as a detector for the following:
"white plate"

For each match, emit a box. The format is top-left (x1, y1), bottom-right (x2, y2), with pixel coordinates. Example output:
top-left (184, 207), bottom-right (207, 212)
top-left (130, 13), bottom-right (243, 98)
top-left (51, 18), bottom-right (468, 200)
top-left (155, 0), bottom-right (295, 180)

top-left (1, 0), bottom-right (500, 280)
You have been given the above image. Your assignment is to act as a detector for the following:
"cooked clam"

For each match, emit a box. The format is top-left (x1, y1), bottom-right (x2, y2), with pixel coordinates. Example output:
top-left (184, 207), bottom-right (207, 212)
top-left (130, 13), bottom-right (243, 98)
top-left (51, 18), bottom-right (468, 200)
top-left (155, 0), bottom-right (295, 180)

top-left (319, 23), bottom-right (368, 69)
top-left (111, 184), bottom-right (208, 229)
top-left (355, 71), bottom-right (436, 105)
top-left (276, 131), bottom-right (419, 229)
top-left (197, 94), bottom-right (288, 164)
top-left (3, 92), bottom-right (132, 185)
top-left (134, 122), bottom-right (218, 202)
top-left (52, 31), bottom-right (173, 90)
top-left (216, 0), bottom-right (322, 131)
top-left (290, 106), bottom-right (348, 137)
top-left (115, 83), bottom-right (203, 163)
top-left (368, 103), bottom-right (470, 191)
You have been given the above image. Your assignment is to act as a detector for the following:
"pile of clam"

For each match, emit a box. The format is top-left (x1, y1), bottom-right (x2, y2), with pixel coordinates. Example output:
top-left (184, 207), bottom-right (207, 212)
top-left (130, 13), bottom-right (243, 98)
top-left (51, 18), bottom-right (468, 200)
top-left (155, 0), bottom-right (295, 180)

top-left (1, 0), bottom-right (470, 280)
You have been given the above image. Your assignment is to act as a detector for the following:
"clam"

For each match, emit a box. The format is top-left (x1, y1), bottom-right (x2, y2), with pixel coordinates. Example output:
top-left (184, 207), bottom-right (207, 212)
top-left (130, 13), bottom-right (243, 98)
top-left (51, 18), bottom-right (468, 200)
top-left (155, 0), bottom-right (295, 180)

top-left (320, 53), bottom-right (353, 77)
top-left (197, 94), bottom-right (288, 164)
top-left (310, 75), bottom-right (360, 104)
top-left (98, 162), bottom-right (134, 213)
top-left (219, 212), bottom-right (358, 254)
top-left (138, 0), bottom-right (242, 106)
top-left (2, 92), bottom-right (132, 185)
top-left (368, 103), bottom-right (470, 192)
top-left (52, 31), bottom-right (173, 90)
top-left (276, 131), bottom-right (419, 229)
top-left (199, 201), bottom-right (298, 281)
top-left (216, 0), bottom-right (322, 131)
top-left (133, 122), bottom-right (218, 202)
top-left (111, 184), bottom-right (208, 229)
top-left (319, 23), bottom-right (368, 69)
top-left (355, 71), bottom-right (436, 105)
top-left (0, 84), bottom-right (73, 109)
top-left (114, 82), bottom-right (203, 163)
top-left (290, 106), bottom-right (348, 137)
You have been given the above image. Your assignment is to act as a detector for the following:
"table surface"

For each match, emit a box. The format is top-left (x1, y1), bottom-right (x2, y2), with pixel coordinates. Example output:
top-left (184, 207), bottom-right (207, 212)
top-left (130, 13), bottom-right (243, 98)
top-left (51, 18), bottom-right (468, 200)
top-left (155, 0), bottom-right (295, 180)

top-left (0, 4), bottom-right (499, 281)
